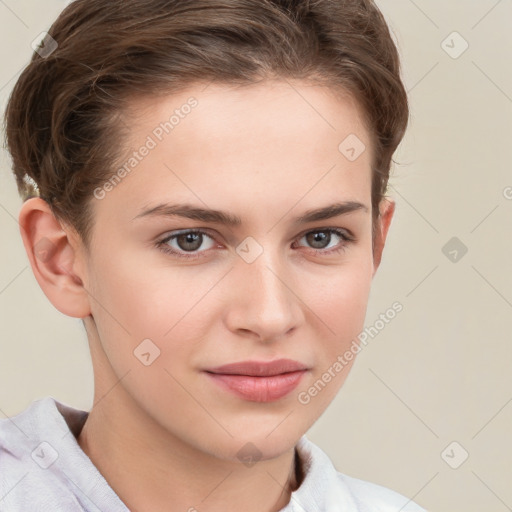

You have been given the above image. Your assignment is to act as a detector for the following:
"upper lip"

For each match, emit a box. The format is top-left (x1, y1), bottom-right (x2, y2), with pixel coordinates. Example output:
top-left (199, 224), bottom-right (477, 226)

top-left (205, 358), bottom-right (309, 377)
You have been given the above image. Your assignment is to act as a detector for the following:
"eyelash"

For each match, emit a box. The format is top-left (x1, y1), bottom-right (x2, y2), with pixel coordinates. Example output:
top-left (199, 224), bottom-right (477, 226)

top-left (156, 228), bottom-right (356, 260)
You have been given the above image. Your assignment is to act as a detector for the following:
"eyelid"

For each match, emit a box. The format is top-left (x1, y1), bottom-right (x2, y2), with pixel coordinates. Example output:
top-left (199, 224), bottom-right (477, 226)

top-left (157, 226), bottom-right (354, 245)
top-left (158, 229), bottom-right (219, 249)
top-left (156, 226), bottom-right (356, 259)
top-left (294, 225), bottom-right (355, 242)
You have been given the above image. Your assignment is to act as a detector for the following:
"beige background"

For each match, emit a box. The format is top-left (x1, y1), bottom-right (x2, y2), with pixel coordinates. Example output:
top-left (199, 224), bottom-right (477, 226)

top-left (1, 1), bottom-right (511, 510)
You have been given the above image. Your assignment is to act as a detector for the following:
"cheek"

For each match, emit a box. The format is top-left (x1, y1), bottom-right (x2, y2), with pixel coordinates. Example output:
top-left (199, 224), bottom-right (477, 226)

top-left (308, 257), bottom-right (374, 352)
top-left (86, 250), bottom-right (217, 363)
top-left (295, 261), bottom-right (373, 410)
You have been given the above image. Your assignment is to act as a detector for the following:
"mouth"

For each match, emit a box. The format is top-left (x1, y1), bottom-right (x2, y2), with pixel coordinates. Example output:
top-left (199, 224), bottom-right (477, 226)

top-left (205, 358), bottom-right (309, 377)
top-left (204, 359), bottom-right (309, 402)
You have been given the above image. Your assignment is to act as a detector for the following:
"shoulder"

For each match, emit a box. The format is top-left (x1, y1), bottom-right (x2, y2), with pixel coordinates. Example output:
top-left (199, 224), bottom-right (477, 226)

top-left (0, 397), bottom-right (87, 511)
top-left (292, 435), bottom-right (427, 512)
top-left (337, 472), bottom-right (427, 511)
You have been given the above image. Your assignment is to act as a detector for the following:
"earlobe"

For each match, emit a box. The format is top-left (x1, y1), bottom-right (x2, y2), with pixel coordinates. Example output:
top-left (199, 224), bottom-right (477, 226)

top-left (372, 198), bottom-right (395, 276)
top-left (18, 197), bottom-right (91, 318)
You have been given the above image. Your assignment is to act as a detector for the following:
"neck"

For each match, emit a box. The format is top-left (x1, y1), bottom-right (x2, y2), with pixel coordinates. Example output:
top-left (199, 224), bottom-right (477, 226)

top-left (76, 344), bottom-right (302, 512)
top-left (77, 395), bottom-right (301, 512)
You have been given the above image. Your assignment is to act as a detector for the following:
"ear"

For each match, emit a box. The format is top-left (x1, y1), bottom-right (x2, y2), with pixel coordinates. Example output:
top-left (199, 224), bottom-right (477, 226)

top-left (372, 197), bottom-right (395, 277)
top-left (18, 197), bottom-right (91, 318)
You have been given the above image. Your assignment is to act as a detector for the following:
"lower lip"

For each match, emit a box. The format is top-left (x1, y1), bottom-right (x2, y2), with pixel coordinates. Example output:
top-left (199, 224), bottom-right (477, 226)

top-left (205, 370), bottom-right (307, 402)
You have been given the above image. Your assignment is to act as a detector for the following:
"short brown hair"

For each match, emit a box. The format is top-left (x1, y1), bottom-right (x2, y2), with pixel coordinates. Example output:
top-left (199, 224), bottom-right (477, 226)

top-left (4, 0), bottom-right (408, 246)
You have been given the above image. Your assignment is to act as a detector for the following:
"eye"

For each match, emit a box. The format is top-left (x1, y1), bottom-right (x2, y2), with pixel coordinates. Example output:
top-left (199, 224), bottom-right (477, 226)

top-left (156, 227), bottom-right (355, 260)
top-left (157, 229), bottom-right (217, 259)
top-left (294, 228), bottom-right (354, 255)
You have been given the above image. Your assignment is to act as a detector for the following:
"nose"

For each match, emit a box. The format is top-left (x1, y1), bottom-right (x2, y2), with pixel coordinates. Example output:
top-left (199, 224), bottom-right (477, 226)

top-left (223, 246), bottom-right (304, 342)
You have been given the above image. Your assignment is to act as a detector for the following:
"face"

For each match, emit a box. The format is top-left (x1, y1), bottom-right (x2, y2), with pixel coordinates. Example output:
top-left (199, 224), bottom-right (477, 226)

top-left (79, 80), bottom-right (389, 461)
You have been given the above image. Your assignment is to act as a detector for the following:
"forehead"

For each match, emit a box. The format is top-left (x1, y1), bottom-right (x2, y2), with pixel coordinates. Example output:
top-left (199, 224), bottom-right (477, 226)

top-left (98, 80), bottom-right (373, 222)
top-left (126, 79), bottom-right (370, 153)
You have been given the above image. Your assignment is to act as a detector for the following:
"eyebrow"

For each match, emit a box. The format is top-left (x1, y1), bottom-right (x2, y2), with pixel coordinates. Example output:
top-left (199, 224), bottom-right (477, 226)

top-left (133, 201), bottom-right (368, 226)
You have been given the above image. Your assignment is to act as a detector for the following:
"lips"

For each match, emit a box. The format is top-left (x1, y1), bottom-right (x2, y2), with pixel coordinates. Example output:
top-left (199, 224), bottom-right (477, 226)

top-left (204, 359), bottom-right (309, 402)
top-left (206, 358), bottom-right (309, 377)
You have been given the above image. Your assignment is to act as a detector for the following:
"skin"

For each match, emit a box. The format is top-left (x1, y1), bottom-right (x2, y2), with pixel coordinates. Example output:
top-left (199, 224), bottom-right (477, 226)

top-left (19, 80), bottom-right (394, 512)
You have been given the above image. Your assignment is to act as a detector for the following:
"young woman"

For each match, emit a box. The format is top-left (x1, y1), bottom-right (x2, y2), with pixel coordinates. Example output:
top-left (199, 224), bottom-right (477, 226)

top-left (2, 1), bottom-right (425, 510)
